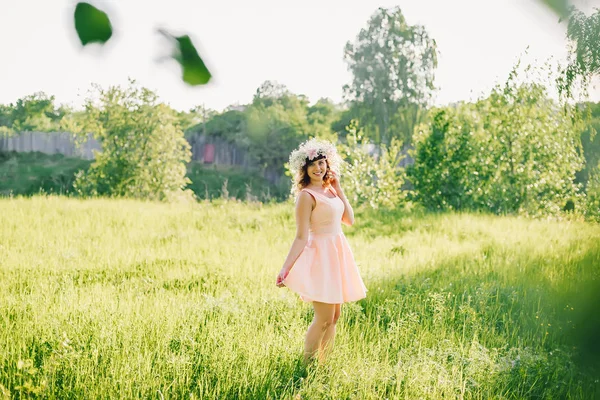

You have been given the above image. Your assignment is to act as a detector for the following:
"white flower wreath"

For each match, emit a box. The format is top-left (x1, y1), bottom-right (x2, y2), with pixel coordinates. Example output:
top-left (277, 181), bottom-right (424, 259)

top-left (288, 138), bottom-right (343, 179)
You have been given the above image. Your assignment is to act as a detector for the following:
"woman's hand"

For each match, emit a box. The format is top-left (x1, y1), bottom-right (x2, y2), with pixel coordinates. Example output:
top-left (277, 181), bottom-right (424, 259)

top-left (276, 268), bottom-right (289, 287)
top-left (329, 170), bottom-right (342, 192)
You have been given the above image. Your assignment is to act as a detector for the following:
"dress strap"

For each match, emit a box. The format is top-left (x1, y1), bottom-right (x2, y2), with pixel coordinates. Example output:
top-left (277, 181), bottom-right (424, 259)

top-left (302, 187), bottom-right (336, 199)
top-left (300, 188), bottom-right (318, 199)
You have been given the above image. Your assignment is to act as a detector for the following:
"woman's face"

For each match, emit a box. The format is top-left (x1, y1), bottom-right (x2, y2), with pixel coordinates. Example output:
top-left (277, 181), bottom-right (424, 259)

top-left (306, 158), bottom-right (328, 183)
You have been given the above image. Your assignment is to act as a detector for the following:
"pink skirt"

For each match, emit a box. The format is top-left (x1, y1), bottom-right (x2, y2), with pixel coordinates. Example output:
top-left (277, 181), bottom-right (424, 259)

top-left (283, 232), bottom-right (367, 304)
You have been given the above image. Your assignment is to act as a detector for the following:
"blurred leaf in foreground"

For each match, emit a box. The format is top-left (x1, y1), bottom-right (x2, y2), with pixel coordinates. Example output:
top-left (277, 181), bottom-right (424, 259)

top-left (158, 29), bottom-right (212, 86)
top-left (74, 2), bottom-right (113, 46)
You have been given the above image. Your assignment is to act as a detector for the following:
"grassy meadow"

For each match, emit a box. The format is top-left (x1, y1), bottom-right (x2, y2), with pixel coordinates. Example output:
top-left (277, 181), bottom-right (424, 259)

top-left (1, 196), bottom-right (599, 399)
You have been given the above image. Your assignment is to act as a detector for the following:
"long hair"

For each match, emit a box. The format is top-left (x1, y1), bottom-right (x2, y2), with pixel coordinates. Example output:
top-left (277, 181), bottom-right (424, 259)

top-left (292, 157), bottom-right (332, 196)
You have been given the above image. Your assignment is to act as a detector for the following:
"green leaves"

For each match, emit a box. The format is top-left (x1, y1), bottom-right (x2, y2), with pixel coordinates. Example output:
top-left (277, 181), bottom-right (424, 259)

top-left (534, 1), bottom-right (600, 99)
top-left (560, 8), bottom-right (600, 98)
top-left (74, 2), bottom-right (113, 46)
top-left (72, 3), bottom-right (211, 86)
top-left (338, 120), bottom-right (407, 210)
top-left (74, 82), bottom-right (193, 201)
top-left (159, 29), bottom-right (212, 86)
top-left (409, 65), bottom-right (584, 216)
top-left (344, 6), bottom-right (437, 145)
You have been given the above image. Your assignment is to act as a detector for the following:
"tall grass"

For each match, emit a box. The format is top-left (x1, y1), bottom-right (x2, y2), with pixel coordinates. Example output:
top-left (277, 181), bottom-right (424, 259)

top-left (1, 196), bottom-right (598, 399)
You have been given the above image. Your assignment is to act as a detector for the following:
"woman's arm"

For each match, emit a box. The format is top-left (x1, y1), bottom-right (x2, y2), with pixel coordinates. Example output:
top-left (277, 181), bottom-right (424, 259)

top-left (336, 187), bottom-right (355, 226)
top-left (328, 170), bottom-right (354, 226)
top-left (277, 191), bottom-right (313, 284)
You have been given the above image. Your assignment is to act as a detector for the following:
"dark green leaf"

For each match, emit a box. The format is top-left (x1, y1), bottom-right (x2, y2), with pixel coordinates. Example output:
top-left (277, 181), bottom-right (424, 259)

top-left (159, 29), bottom-right (212, 86)
top-left (74, 2), bottom-right (113, 46)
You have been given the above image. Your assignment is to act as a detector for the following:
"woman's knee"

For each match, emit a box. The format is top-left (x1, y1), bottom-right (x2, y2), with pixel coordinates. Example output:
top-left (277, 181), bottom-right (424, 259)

top-left (313, 302), bottom-right (336, 330)
top-left (317, 319), bottom-right (333, 332)
top-left (332, 305), bottom-right (341, 324)
top-left (332, 313), bottom-right (340, 325)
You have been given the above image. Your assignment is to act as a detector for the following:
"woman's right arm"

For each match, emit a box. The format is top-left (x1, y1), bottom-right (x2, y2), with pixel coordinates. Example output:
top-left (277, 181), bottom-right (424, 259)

top-left (276, 192), bottom-right (313, 285)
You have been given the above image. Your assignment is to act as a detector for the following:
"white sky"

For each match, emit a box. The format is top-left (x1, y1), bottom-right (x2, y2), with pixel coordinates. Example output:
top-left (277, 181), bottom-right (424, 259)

top-left (0, 0), bottom-right (599, 112)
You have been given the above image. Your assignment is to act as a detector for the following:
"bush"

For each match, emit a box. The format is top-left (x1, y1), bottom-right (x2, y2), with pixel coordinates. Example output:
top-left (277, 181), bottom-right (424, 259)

top-left (0, 151), bottom-right (91, 196)
top-left (338, 121), bottom-right (408, 209)
top-left (583, 167), bottom-right (600, 222)
top-left (409, 70), bottom-right (584, 217)
top-left (72, 81), bottom-right (192, 201)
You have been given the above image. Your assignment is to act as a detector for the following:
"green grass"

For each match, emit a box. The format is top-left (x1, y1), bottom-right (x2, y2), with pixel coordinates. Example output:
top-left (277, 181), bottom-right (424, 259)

top-left (1, 197), bottom-right (599, 399)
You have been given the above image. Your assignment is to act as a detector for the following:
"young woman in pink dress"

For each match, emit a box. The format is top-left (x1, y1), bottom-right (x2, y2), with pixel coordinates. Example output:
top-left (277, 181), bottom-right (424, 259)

top-left (276, 138), bottom-right (367, 363)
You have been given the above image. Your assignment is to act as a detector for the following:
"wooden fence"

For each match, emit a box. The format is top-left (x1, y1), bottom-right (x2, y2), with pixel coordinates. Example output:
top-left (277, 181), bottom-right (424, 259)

top-left (0, 132), bottom-right (250, 166)
top-left (0, 132), bottom-right (413, 186)
top-left (0, 132), bottom-right (100, 160)
top-left (187, 134), bottom-right (251, 167)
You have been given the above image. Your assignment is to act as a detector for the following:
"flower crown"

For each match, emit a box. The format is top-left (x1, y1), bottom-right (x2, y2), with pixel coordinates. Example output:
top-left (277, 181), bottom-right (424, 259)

top-left (288, 138), bottom-right (342, 179)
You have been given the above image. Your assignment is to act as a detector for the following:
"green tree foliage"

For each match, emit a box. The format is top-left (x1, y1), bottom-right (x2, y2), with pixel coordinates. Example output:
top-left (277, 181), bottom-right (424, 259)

top-left (245, 82), bottom-right (310, 174)
top-left (338, 121), bottom-right (407, 209)
top-left (575, 102), bottom-right (600, 187)
top-left (200, 109), bottom-right (247, 143)
top-left (583, 165), bottom-right (600, 221)
top-left (307, 98), bottom-right (340, 143)
top-left (408, 105), bottom-right (482, 211)
top-left (558, 7), bottom-right (600, 99)
top-left (0, 105), bottom-right (14, 135)
top-left (409, 69), bottom-right (584, 216)
top-left (189, 83), bottom-right (340, 181)
top-left (575, 102), bottom-right (600, 221)
top-left (72, 81), bottom-right (192, 201)
top-left (244, 82), bottom-right (342, 175)
top-left (174, 105), bottom-right (216, 137)
top-left (343, 6), bottom-right (437, 145)
top-left (0, 92), bottom-right (68, 133)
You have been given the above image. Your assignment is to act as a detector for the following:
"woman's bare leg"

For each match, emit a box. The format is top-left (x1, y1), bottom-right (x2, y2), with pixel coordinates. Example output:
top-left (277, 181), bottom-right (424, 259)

top-left (304, 301), bottom-right (335, 363)
top-left (319, 303), bottom-right (341, 361)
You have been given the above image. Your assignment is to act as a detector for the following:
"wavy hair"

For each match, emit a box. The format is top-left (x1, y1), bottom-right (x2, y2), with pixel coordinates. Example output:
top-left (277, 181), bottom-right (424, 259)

top-left (292, 155), bottom-right (333, 197)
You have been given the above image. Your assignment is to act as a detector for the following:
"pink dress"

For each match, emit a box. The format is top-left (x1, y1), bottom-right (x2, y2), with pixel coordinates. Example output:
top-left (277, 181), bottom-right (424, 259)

top-left (283, 187), bottom-right (367, 304)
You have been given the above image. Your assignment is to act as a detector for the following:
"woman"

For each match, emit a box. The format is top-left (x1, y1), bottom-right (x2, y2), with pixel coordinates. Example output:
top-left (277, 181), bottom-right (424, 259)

top-left (276, 138), bottom-right (367, 363)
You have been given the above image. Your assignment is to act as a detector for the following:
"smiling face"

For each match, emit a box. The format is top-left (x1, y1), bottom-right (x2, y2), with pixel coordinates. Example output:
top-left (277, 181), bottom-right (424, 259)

top-left (307, 158), bottom-right (327, 181)
top-left (293, 155), bottom-right (332, 194)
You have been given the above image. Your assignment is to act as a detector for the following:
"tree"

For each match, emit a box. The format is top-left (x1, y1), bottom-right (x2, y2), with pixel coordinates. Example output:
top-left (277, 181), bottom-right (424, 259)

top-left (575, 102), bottom-right (600, 187)
top-left (174, 105), bottom-right (216, 135)
top-left (73, 81), bottom-right (192, 201)
top-left (409, 65), bottom-right (584, 216)
top-left (199, 109), bottom-right (247, 143)
top-left (4, 92), bottom-right (68, 132)
top-left (0, 104), bottom-right (14, 132)
top-left (558, 7), bottom-right (600, 99)
top-left (307, 98), bottom-right (340, 143)
top-left (533, 1), bottom-right (600, 99)
top-left (245, 81), bottom-right (311, 174)
top-left (343, 6), bottom-right (438, 145)
top-left (338, 120), bottom-right (407, 209)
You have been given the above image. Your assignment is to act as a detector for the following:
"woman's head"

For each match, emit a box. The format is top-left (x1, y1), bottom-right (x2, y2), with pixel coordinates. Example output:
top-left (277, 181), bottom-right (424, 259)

top-left (294, 155), bottom-right (332, 192)
top-left (288, 138), bottom-right (342, 196)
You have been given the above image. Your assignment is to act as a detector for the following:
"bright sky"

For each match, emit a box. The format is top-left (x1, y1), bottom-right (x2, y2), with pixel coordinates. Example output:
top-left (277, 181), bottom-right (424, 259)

top-left (0, 0), bottom-right (599, 112)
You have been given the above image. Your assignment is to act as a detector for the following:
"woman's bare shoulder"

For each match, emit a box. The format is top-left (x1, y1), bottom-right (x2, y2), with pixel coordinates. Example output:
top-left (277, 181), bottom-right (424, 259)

top-left (296, 189), bottom-right (316, 208)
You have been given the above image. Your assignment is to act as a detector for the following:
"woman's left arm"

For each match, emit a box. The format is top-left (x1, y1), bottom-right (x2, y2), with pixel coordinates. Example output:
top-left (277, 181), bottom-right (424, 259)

top-left (329, 171), bottom-right (354, 226)
top-left (337, 187), bottom-right (355, 226)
